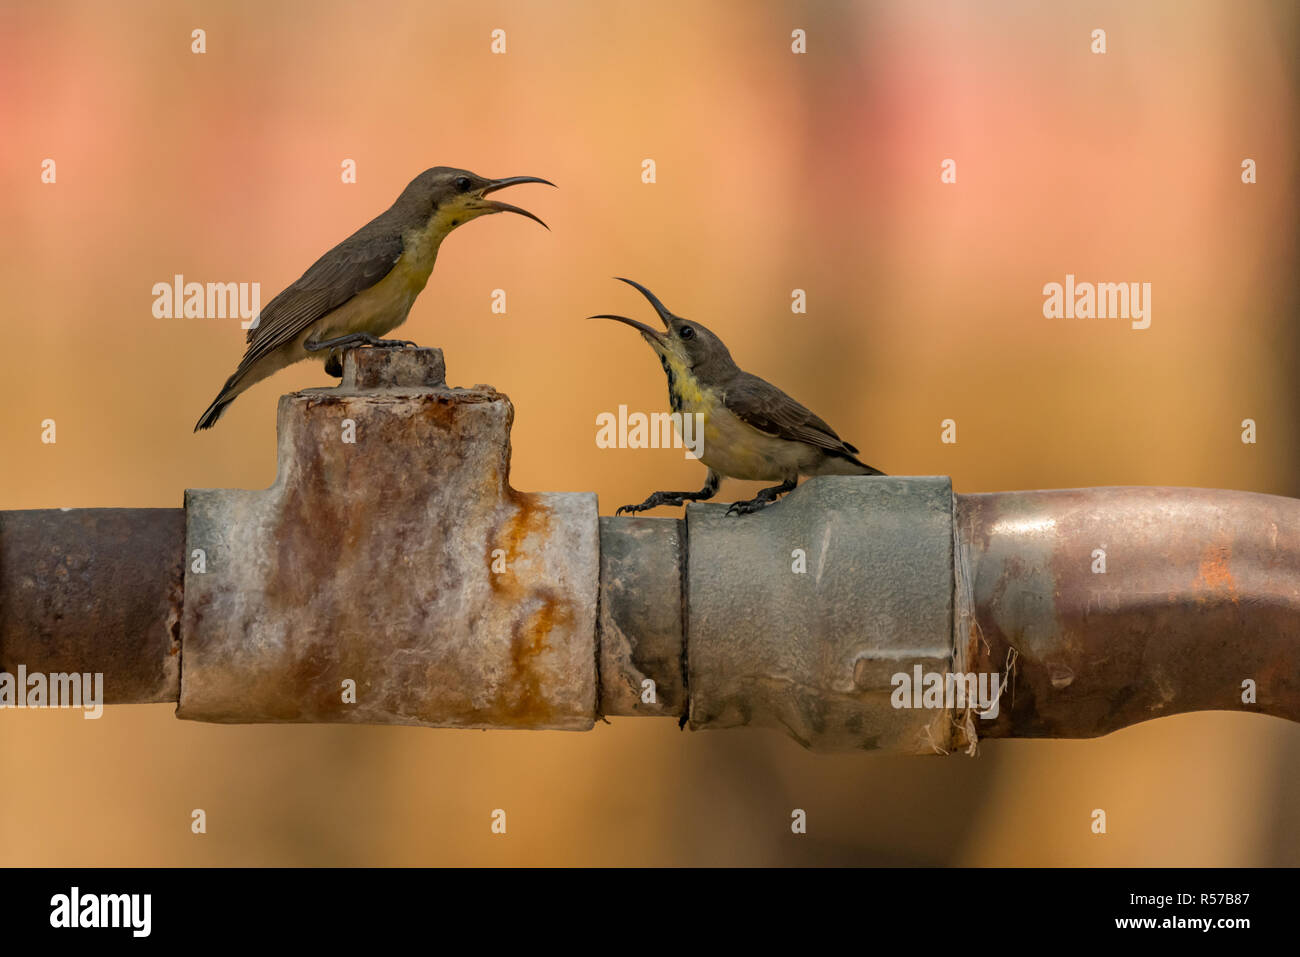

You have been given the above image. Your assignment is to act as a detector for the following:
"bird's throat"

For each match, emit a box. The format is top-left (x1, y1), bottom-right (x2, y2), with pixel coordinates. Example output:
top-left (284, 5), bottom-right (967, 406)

top-left (398, 214), bottom-right (458, 290)
top-left (659, 352), bottom-right (708, 414)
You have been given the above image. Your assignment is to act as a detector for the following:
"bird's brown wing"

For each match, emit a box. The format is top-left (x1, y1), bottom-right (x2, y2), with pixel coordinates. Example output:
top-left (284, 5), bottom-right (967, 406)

top-left (235, 230), bottom-right (406, 372)
top-left (725, 372), bottom-right (862, 455)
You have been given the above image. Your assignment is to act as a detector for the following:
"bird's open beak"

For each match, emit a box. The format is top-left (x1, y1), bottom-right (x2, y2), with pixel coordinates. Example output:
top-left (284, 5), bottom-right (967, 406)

top-left (613, 277), bottom-right (678, 329)
top-left (588, 313), bottom-right (666, 343)
top-left (476, 175), bottom-right (555, 229)
top-left (589, 277), bottom-right (678, 344)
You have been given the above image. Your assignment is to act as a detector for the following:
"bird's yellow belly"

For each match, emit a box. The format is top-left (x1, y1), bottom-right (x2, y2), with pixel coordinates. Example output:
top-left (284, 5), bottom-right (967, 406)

top-left (308, 218), bottom-right (448, 346)
top-left (312, 254), bottom-right (433, 343)
top-left (681, 391), bottom-right (813, 481)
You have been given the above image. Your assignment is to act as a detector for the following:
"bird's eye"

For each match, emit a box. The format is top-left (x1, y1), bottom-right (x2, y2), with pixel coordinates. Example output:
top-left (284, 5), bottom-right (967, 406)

top-left (454, 176), bottom-right (472, 192)
top-left (679, 325), bottom-right (696, 340)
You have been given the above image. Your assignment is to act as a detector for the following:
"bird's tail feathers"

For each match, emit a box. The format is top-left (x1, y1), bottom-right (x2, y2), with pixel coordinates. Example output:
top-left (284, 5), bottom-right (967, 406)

top-left (193, 343), bottom-right (291, 432)
top-left (841, 450), bottom-right (885, 476)
top-left (194, 366), bottom-right (248, 431)
top-left (194, 389), bottom-right (235, 431)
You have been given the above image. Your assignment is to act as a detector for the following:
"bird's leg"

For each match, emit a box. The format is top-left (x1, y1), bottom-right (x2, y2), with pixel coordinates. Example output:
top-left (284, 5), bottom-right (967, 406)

top-left (615, 470), bottom-right (720, 516)
top-left (726, 476), bottom-right (798, 516)
top-left (304, 332), bottom-right (420, 353)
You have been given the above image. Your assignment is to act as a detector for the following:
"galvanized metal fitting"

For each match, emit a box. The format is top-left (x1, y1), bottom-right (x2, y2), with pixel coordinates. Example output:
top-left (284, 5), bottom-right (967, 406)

top-left (685, 477), bottom-right (957, 752)
top-left (597, 516), bottom-right (686, 718)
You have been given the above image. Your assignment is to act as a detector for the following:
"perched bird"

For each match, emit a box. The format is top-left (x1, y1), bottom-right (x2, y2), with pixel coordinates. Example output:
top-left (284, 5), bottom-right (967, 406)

top-left (195, 166), bottom-right (552, 430)
top-left (592, 278), bottom-right (884, 515)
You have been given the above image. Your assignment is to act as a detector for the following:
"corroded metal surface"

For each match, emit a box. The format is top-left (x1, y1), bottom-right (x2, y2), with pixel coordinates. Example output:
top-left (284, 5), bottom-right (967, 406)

top-left (5, 375), bottom-right (1300, 752)
top-left (0, 508), bottom-right (183, 703)
top-left (685, 476), bottom-right (956, 752)
top-left (178, 348), bottom-right (599, 729)
top-left (339, 346), bottom-right (445, 391)
top-left (959, 487), bottom-right (1300, 738)
top-left (598, 516), bottom-right (685, 717)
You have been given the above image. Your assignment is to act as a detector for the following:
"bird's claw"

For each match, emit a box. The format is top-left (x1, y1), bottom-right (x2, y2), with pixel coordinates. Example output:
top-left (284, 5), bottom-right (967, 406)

top-left (305, 332), bottom-right (421, 354)
top-left (726, 498), bottom-right (773, 516)
top-left (616, 493), bottom-right (685, 515)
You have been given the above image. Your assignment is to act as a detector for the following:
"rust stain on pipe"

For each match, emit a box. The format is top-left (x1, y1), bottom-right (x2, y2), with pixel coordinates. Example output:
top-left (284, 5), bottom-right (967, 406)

top-left (486, 492), bottom-right (569, 725)
top-left (503, 586), bottom-right (572, 724)
top-left (1193, 544), bottom-right (1238, 602)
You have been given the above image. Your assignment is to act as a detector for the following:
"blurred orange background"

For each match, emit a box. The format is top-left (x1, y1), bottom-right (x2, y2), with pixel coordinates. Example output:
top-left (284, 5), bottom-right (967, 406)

top-left (1, 0), bottom-right (1297, 864)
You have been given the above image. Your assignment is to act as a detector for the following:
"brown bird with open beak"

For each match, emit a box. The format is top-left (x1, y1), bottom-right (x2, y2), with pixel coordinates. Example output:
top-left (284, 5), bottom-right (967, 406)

top-left (195, 166), bottom-right (552, 430)
top-left (593, 278), bottom-right (884, 515)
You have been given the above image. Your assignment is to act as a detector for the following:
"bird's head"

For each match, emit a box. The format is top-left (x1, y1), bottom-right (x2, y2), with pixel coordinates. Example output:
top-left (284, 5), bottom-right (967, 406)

top-left (402, 166), bottom-right (554, 231)
top-left (591, 278), bottom-right (734, 376)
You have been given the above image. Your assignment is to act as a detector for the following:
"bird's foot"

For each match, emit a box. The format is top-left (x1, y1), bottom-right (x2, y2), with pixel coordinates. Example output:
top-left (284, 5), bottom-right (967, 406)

top-left (365, 336), bottom-right (420, 349)
top-left (304, 332), bottom-right (421, 354)
top-left (725, 478), bottom-right (797, 516)
top-left (615, 491), bottom-right (688, 515)
top-left (615, 473), bottom-right (721, 516)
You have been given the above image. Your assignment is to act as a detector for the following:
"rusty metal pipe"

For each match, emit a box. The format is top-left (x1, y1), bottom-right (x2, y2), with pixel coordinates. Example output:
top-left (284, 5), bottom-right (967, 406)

top-left (958, 487), bottom-right (1300, 739)
top-left (0, 508), bottom-right (183, 703)
top-left (1, 349), bottom-right (1298, 752)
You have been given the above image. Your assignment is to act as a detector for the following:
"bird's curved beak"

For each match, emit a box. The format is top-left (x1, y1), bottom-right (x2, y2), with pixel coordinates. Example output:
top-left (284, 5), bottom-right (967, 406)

top-left (589, 277), bottom-right (679, 346)
top-left (613, 277), bottom-right (678, 330)
top-left (588, 313), bottom-right (666, 344)
top-left (476, 175), bottom-right (555, 230)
